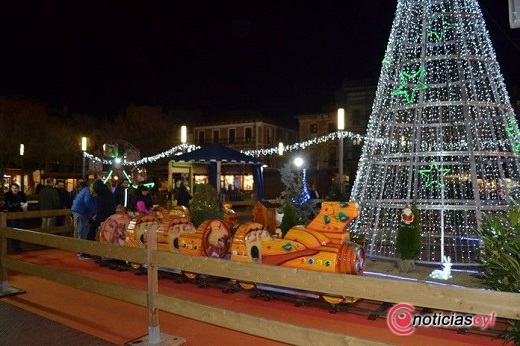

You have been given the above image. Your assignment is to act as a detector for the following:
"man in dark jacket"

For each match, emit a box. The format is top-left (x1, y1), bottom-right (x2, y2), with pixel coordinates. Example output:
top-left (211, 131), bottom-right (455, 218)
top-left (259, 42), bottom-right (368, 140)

top-left (87, 179), bottom-right (116, 241)
top-left (4, 183), bottom-right (28, 252)
top-left (113, 179), bottom-right (131, 208)
top-left (55, 179), bottom-right (72, 226)
top-left (39, 177), bottom-right (62, 229)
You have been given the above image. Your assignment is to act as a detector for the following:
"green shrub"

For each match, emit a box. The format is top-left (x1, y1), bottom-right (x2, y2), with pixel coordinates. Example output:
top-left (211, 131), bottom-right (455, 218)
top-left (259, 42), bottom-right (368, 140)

top-left (475, 200), bottom-right (520, 344)
top-left (279, 202), bottom-right (299, 238)
top-left (190, 184), bottom-right (223, 227)
top-left (476, 208), bottom-right (520, 292)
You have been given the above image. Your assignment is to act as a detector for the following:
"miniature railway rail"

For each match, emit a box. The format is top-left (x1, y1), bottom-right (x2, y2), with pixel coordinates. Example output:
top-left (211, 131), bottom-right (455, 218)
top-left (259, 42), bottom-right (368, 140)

top-left (96, 257), bottom-right (509, 341)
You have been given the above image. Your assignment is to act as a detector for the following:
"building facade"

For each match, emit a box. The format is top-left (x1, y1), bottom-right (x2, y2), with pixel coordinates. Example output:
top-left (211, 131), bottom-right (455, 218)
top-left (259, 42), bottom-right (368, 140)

top-left (295, 80), bottom-right (377, 196)
top-left (191, 116), bottom-right (297, 198)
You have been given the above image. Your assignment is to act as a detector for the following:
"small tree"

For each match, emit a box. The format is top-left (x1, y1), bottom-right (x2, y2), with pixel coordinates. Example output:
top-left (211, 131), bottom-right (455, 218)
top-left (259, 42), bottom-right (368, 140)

top-left (475, 200), bottom-right (520, 345)
top-left (279, 202), bottom-right (299, 238)
top-left (278, 163), bottom-right (315, 225)
top-left (396, 203), bottom-right (422, 272)
top-left (190, 184), bottom-right (223, 227)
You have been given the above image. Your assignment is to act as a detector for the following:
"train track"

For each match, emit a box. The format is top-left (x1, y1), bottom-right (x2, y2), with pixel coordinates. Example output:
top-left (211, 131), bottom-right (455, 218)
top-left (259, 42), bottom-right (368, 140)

top-left (96, 257), bottom-right (510, 341)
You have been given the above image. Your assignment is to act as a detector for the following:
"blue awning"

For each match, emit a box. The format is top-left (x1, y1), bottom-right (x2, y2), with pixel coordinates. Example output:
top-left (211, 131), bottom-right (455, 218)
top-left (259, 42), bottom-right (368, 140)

top-left (170, 143), bottom-right (264, 200)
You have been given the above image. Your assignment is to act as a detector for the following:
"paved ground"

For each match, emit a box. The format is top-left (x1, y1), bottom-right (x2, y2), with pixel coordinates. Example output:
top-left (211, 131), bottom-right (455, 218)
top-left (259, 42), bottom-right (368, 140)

top-left (0, 301), bottom-right (114, 346)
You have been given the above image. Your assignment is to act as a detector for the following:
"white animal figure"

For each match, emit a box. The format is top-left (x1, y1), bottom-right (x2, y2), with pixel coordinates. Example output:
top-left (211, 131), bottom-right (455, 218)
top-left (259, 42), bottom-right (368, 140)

top-left (275, 211), bottom-right (284, 227)
top-left (429, 256), bottom-right (453, 280)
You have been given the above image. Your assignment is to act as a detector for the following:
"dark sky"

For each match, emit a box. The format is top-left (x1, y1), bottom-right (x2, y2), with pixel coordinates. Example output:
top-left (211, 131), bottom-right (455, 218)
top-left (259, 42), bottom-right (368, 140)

top-left (1, 1), bottom-right (519, 119)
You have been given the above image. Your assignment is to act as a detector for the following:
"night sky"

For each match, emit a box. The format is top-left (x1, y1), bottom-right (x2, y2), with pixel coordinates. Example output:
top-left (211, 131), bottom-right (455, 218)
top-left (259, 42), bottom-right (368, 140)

top-left (1, 1), bottom-right (519, 120)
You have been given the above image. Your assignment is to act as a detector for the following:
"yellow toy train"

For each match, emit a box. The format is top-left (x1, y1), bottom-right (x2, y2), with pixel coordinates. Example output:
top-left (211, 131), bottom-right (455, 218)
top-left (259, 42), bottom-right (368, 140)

top-left (99, 201), bottom-right (365, 304)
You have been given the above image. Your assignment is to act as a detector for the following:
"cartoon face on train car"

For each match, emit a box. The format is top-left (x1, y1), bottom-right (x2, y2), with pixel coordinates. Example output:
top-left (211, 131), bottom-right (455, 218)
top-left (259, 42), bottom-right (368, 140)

top-left (204, 220), bottom-right (233, 258)
top-left (166, 217), bottom-right (196, 252)
top-left (99, 212), bottom-right (132, 246)
top-left (178, 219), bottom-right (234, 258)
top-left (125, 215), bottom-right (164, 249)
top-left (230, 223), bottom-right (267, 263)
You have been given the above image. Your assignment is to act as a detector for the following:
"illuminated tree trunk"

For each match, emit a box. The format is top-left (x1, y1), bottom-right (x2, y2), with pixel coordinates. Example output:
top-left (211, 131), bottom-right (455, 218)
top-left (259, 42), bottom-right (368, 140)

top-left (349, 0), bottom-right (520, 264)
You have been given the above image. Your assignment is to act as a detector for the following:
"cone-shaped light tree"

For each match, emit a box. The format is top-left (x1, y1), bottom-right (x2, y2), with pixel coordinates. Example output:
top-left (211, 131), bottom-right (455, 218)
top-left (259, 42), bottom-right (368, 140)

top-left (349, 0), bottom-right (520, 264)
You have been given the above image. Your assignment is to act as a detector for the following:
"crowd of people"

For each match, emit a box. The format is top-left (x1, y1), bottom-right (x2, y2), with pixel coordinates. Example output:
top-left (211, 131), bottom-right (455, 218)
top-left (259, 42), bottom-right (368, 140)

top-left (2, 176), bottom-right (193, 257)
top-left (4, 182), bottom-right (28, 253)
top-left (71, 178), bottom-right (158, 259)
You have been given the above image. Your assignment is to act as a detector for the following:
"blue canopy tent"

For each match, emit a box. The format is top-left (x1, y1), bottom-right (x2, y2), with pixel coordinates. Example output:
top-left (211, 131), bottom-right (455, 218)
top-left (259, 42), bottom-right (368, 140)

top-left (171, 143), bottom-right (264, 200)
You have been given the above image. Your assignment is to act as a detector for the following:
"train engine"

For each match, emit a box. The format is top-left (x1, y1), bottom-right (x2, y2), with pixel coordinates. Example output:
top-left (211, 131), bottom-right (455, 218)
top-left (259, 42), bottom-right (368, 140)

top-left (177, 201), bottom-right (365, 302)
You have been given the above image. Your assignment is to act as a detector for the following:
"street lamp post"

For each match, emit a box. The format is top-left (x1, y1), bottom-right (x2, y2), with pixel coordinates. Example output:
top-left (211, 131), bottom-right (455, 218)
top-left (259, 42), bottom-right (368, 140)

top-left (19, 144), bottom-right (24, 193)
top-left (81, 137), bottom-right (87, 179)
top-left (180, 125), bottom-right (188, 161)
top-left (337, 108), bottom-right (345, 193)
top-left (278, 142), bottom-right (284, 156)
top-left (294, 156), bottom-right (303, 183)
top-left (180, 125), bottom-right (187, 145)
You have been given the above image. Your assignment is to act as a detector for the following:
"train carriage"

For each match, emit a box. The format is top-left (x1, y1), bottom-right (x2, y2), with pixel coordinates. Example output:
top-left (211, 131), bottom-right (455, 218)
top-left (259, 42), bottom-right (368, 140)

top-left (98, 201), bottom-right (365, 304)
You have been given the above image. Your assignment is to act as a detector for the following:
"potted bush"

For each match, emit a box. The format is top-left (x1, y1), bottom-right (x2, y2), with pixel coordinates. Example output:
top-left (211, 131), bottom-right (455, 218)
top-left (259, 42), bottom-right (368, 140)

top-left (279, 201), bottom-right (299, 238)
top-left (396, 203), bottom-right (422, 272)
top-left (190, 184), bottom-right (223, 228)
top-left (474, 201), bottom-right (520, 344)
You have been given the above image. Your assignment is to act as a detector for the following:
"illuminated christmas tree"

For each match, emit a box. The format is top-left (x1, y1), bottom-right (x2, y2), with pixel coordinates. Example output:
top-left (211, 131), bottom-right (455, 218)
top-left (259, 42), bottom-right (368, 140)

top-left (349, 0), bottom-right (520, 264)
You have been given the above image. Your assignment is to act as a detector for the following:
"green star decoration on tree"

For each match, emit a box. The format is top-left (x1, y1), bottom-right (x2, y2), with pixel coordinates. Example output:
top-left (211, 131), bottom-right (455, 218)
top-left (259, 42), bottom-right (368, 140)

top-left (419, 160), bottom-right (451, 188)
top-left (391, 67), bottom-right (428, 104)
top-left (428, 19), bottom-right (453, 43)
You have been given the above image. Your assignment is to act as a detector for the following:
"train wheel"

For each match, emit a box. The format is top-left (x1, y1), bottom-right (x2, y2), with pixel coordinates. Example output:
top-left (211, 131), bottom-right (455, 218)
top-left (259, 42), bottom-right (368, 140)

top-left (322, 295), bottom-right (345, 305)
top-left (238, 281), bottom-right (256, 290)
top-left (343, 296), bottom-right (359, 304)
top-left (130, 263), bottom-right (142, 270)
top-left (183, 271), bottom-right (198, 280)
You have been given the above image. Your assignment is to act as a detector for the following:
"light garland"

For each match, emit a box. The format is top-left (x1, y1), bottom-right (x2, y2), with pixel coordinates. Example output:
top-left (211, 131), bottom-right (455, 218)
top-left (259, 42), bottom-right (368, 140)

top-left (84, 131), bottom-right (365, 166)
top-left (349, 0), bottom-right (520, 265)
top-left (84, 143), bottom-right (200, 166)
top-left (242, 131), bottom-right (364, 157)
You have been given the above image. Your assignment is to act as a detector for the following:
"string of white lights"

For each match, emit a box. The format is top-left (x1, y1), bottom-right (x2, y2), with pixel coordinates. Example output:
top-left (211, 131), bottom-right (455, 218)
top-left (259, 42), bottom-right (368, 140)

top-left (83, 131), bottom-right (365, 165)
top-left (84, 143), bottom-right (200, 166)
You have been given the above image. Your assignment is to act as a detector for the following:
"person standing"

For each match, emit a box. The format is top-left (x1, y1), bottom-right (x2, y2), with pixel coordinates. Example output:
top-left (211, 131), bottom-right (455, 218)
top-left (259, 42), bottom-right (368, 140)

top-left (113, 178), bottom-right (131, 209)
top-left (172, 180), bottom-right (182, 206)
top-left (55, 179), bottom-right (72, 226)
top-left (134, 185), bottom-right (153, 215)
top-left (69, 178), bottom-right (85, 203)
top-left (87, 179), bottom-right (116, 242)
top-left (309, 184), bottom-right (320, 200)
top-left (4, 183), bottom-right (28, 253)
top-left (39, 177), bottom-right (62, 229)
top-left (71, 181), bottom-right (96, 259)
top-left (176, 183), bottom-right (192, 208)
